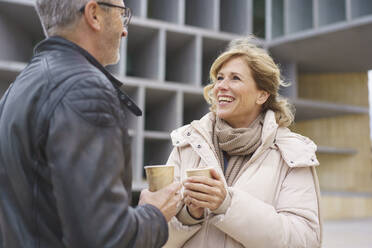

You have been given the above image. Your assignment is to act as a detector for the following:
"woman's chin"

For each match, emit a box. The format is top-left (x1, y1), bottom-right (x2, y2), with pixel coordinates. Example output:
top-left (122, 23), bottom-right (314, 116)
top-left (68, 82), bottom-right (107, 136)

top-left (216, 111), bottom-right (231, 121)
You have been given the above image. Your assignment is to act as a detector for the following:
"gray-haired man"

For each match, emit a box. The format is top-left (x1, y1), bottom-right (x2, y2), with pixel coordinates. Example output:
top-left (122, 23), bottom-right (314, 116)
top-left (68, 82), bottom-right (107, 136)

top-left (0, 1), bottom-right (181, 247)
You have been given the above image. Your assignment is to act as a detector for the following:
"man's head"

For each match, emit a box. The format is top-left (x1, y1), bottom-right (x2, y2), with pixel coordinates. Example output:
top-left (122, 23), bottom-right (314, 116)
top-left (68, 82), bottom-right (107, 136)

top-left (35, 0), bottom-right (91, 37)
top-left (35, 0), bottom-right (131, 66)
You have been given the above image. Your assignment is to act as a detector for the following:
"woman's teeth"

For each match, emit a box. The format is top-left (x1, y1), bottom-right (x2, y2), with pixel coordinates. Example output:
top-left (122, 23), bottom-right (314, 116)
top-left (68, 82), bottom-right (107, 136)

top-left (218, 96), bottom-right (234, 103)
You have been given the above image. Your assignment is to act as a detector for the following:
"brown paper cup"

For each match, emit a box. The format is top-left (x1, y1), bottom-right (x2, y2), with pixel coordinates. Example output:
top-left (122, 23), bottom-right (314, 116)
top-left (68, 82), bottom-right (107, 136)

top-left (145, 165), bottom-right (174, 192)
top-left (186, 168), bottom-right (213, 178)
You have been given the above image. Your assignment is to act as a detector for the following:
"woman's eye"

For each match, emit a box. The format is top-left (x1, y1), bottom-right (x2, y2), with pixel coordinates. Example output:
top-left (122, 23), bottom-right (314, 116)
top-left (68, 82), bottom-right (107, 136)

top-left (217, 76), bottom-right (224, 81)
top-left (233, 75), bottom-right (240, 80)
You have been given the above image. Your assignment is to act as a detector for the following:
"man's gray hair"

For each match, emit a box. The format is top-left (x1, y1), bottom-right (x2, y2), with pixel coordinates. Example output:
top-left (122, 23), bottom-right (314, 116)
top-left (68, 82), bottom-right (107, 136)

top-left (35, 0), bottom-right (109, 37)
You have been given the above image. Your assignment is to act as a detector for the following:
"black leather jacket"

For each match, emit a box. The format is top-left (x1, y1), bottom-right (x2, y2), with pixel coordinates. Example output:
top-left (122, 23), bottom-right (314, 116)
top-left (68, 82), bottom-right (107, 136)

top-left (0, 37), bottom-right (168, 248)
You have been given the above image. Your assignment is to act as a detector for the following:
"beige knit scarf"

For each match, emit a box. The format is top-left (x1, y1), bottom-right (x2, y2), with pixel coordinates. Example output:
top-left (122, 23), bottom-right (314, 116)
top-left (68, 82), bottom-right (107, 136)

top-left (213, 114), bottom-right (264, 186)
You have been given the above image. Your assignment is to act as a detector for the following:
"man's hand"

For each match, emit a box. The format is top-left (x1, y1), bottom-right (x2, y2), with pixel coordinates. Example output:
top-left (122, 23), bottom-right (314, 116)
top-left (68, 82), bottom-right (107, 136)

top-left (139, 182), bottom-right (182, 222)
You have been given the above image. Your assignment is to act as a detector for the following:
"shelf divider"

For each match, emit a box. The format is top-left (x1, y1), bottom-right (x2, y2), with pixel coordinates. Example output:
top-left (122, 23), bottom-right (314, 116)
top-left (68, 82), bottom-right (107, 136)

top-left (185, 0), bottom-right (219, 30)
top-left (147, 0), bottom-right (181, 24)
top-left (143, 130), bottom-right (170, 140)
top-left (201, 36), bottom-right (229, 85)
top-left (317, 146), bottom-right (357, 155)
top-left (183, 92), bottom-right (210, 125)
top-left (286, 0), bottom-right (314, 34)
top-left (351, 0), bottom-right (372, 19)
top-left (317, 0), bottom-right (346, 27)
top-left (125, 0), bottom-right (147, 17)
top-left (292, 98), bottom-right (369, 121)
top-left (220, 0), bottom-right (251, 35)
top-left (271, 0), bottom-right (284, 38)
top-left (126, 24), bottom-right (161, 80)
top-left (165, 31), bottom-right (198, 85)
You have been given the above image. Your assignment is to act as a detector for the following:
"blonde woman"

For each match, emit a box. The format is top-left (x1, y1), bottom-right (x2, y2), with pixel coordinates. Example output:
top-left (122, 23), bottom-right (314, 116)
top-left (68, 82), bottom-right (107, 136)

top-left (164, 38), bottom-right (322, 248)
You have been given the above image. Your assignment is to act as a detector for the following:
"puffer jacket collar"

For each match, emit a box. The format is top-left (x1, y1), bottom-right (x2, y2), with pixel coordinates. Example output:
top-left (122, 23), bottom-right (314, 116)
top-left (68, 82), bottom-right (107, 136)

top-left (170, 110), bottom-right (319, 169)
top-left (34, 36), bottom-right (142, 116)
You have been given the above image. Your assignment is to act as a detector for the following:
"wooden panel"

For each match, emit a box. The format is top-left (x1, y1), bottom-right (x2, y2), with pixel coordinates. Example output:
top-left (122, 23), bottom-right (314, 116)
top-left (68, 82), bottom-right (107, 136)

top-left (298, 72), bottom-right (369, 107)
top-left (291, 114), bottom-right (372, 192)
top-left (322, 195), bottom-right (372, 220)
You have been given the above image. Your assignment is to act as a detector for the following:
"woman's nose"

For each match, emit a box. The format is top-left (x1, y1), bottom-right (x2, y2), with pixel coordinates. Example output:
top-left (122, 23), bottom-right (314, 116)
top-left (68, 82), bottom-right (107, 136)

top-left (216, 79), bottom-right (229, 90)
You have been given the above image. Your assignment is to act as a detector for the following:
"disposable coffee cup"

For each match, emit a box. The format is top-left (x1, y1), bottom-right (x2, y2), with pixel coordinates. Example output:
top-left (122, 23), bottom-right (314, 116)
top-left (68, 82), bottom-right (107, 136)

top-left (145, 165), bottom-right (174, 192)
top-left (186, 167), bottom-right (213, 178)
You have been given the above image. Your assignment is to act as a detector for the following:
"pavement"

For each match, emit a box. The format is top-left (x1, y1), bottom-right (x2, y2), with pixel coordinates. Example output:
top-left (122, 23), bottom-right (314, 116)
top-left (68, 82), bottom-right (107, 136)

top-left (322, 218), bottom-right (372, 248)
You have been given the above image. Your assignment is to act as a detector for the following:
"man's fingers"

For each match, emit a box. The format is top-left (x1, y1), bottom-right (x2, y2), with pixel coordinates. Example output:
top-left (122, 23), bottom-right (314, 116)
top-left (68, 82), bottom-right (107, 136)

top-left (160, 182), bottom-right (182, 195)
top-left (141, 188), bottom-right (150, 194)
top-left (170, 182), bottom-right (182, 192)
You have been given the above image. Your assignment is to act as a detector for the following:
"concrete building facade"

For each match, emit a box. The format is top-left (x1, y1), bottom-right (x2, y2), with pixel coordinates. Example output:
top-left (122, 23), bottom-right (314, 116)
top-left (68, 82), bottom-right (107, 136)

top-left (0, 0), bottom-right (371, 220)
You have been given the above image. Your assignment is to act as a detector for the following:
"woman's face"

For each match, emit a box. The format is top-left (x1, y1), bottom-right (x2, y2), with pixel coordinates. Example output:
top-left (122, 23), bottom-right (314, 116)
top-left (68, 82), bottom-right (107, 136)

top-left (212, 57), bottom-right (269, 128)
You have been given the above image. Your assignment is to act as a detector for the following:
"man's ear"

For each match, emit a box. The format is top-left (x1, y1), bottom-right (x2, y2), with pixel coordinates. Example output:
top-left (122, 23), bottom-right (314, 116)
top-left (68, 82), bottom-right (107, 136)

top-left (256, 90), bottom-right (270, 105)
top-left (83, 1), bottom-right (102, 31)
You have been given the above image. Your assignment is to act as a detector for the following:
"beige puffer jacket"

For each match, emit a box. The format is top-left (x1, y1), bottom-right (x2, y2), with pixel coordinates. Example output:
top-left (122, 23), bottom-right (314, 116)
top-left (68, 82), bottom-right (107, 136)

top-left (163, 110), bottom-right (322, 248)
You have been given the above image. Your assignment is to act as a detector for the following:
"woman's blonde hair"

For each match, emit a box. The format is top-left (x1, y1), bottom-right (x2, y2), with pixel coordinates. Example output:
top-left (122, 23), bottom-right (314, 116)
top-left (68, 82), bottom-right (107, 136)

top-left (203, 37), bottom-right (294, 127)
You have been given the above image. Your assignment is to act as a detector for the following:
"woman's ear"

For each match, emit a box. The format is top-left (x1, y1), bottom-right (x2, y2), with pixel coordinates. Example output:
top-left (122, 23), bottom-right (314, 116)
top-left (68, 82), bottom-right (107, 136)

top-left (83, 1), bottom-right (101, 31)
top-left (256, 91), bottom-right (270, 105)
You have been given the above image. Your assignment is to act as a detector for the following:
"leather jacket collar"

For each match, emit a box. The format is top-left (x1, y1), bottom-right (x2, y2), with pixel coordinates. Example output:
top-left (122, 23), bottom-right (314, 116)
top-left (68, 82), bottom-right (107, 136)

top-left (34, 36), bottom-right (142, 116)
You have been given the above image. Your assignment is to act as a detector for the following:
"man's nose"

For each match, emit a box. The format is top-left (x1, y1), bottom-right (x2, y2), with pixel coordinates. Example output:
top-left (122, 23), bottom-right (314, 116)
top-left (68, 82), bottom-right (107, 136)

top-left (122, 27), bottom-right (128, 37)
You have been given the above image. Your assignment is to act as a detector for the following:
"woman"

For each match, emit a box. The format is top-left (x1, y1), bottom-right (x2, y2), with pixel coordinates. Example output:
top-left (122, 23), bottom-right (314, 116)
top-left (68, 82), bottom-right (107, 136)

top-left (164, 38), bottom-right (322, 248)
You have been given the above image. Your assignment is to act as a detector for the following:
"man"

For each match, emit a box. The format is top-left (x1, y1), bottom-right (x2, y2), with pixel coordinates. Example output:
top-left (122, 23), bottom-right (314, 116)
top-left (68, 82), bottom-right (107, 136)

top-left (0, 0), bottom-right (182, 247)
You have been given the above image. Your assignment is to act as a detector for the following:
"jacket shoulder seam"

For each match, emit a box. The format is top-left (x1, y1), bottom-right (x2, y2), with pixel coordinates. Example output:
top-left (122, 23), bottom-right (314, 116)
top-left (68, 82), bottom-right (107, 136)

top-left (62, 97), bottom-right (118, 128)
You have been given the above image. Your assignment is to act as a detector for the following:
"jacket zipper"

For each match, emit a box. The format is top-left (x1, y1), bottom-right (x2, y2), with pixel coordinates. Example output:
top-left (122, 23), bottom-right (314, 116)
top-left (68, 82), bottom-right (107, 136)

top-left (202, 212), bottom-right (211, 247)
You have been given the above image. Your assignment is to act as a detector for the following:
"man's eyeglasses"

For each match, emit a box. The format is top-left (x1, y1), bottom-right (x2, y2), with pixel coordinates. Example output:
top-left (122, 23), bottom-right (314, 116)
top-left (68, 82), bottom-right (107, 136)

top-left (79, 2), bottom-right (132, 28)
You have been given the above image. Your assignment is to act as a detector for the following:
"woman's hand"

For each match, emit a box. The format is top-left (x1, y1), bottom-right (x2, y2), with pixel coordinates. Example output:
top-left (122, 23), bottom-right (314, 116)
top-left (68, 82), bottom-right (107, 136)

top-left (183, 169), bottom-right (227, 213)
top-left (186, 203), bottom-right (204, 219)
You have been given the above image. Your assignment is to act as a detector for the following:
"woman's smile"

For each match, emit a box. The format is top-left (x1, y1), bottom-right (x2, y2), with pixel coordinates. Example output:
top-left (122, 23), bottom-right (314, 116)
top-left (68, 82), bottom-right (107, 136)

top-left (217, 95), bottom-right (235, 105)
